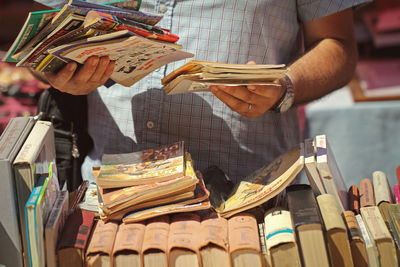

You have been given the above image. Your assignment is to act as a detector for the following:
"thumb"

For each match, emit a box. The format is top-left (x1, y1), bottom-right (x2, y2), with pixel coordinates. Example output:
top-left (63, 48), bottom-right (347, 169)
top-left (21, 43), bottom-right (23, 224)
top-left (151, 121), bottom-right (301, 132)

top-left (247, 61), bottom-right (256, 65)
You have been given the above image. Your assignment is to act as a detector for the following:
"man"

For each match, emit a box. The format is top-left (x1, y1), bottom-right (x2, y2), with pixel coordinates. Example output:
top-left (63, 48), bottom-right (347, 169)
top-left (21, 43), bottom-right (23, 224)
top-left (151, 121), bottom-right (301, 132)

top-left (34, 0), bottom-right (370, 183)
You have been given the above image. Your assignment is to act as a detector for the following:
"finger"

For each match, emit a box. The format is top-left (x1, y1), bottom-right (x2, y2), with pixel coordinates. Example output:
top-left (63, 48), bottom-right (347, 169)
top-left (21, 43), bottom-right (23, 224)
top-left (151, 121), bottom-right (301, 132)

top-left (247, 82), bottom-right (284, 100)
top-left (90, 56), bottom-right (111, 82)
top-left (99, 60), bottom-right (115, 85)
top-left (45, 62), bottom-right (77, 89)
top-left (213, 84), bottom-right (261, 105)
top-left (73, 56), bottom-right (99, 84)
top-left (210, 85), bottom-right (251, 114)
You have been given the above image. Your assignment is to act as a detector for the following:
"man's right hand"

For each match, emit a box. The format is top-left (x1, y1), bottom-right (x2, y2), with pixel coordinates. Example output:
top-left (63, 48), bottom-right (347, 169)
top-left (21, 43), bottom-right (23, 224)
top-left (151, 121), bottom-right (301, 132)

top-left (43, 55), bottom-right (115, 95)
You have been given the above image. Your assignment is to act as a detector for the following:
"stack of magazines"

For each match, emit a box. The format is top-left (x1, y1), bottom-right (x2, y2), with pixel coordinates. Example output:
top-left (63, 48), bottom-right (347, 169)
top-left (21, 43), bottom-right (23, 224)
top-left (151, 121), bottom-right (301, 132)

top-left (3, 0), bottom-right (193, 86)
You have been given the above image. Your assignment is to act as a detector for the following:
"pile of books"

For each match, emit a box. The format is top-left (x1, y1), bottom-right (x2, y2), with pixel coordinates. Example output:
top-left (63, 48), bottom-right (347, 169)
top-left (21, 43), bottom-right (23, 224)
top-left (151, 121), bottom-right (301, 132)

top-left (95, 141), bottom-right (212, 222)
top-left (2, 0), bottom-right (193, 86)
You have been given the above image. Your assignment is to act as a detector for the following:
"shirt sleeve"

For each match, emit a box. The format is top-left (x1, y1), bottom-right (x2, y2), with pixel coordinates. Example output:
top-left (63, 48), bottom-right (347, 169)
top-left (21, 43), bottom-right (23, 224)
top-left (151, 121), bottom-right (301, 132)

top-left (296, 0), bottom-right (372, 22)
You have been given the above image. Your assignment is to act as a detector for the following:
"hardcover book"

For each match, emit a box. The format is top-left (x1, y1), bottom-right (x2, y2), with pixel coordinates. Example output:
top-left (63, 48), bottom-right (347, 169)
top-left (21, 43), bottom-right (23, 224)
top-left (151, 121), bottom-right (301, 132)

top-left (356, 214), bottom-right (379, 267)
top-left (359, 178), bottom-right (375, 208)
top-left (142, 215), bottom-right (170, 267)
top-left (0, 116), bottom-right (35, 267)
top-left (343, 211), bottom-right (368, 267)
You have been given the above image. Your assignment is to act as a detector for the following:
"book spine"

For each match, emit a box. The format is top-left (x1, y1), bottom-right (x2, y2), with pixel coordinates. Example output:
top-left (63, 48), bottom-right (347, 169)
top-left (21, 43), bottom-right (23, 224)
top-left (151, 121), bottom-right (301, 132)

top-left (394, 185), bottom-right (400, 204)
top-left (0, 117), bottom-right (32, 159)
top-left (359, 178), bottom-right (375, 207)
top-left (373, 171), bottom-right (393, 205)
top-left (348, 185), bottom-right (360, 214)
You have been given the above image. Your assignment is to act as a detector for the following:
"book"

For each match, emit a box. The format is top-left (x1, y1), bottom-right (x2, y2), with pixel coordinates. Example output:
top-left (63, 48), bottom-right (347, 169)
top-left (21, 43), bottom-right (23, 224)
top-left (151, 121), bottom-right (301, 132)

top-left (161, 60), bottom-right (287, 95)
top-left (361, 206), bottom-right (398, 267)
top-left (168, 213), bottom-right (201, 267)
top-left (57, 210), bottom-right (95, 267)
top-left (112, 222), bottom-right (145, 267)
top-left (303, 137), bottom-right (325, 195)
top-left (96, 141), bottom-right (186, 188)
top-left (315, 134), bottom-right (347, 212)
top-left (13, 120), bottom-right (56, 267)
top-left (394, 185), bottom-right (400, 204)
top-left (214, 143), bottom-right (304, 218)
top-left (45, 190), bottom-right (69, 267)
top-left (86, 220), bottom-right (119, 267)
top-left (356, 214), bottom-right (380, 267)
top-left (348, 184), bottom-right (360, 214)
top-left (263, 208), bottom-right (301, 267)
top-left (286, 184), bottom-right (330, 267)
top-left (343, 211), bottom-right (368, 267)
top-left (228, 213), bottom-right (262, 267)
top-left (78, 182), bottom-right (100, 214)
top-left (373, 170), bottom-right (393, 205)
top-left (378, 202), bottom-right (400, 262)
top-left (25, 164), bottom-right (59, 267)
top-left (316, 194), bottom-right (354, 267)
top-left (199, 213), bottom-right (230, 267)
top-left (0, 116), bottom-right (35, 267)
top-left (2, 10), bottom-right (58, 62)
top-left (142, 215), bottom-right (170, 267)
top-left (397, 165), bottom-right (400, 186)
top-left (359, 178), bottom-right (375, 207)
top-left (257, 222), bottom-right (270, 267)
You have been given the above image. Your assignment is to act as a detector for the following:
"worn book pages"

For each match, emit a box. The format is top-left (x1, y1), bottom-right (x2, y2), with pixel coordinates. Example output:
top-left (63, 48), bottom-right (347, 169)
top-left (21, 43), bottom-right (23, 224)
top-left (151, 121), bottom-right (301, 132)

top-left (86, 220), bottom-right (118, 267)
top-left (317, 194), bottom-right (354, 267)
top-left (142, 215), bottom-right (170, 267)
top-left (343, 211), bottom-right (368, 267)
top-left (228, 213), bottom-right (262, 267)
top-left (199, 213), bottom-right (230, 267)
top-left (168, 213), bottom-right (201, 267)
top-left (263, 208), bottom-right (301, 267)
top-left (361, 206), bottom-right (398, 267)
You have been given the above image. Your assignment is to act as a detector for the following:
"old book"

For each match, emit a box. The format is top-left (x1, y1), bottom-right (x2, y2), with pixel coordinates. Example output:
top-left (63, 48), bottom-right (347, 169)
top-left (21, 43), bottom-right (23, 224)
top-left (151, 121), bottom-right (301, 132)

top-left (168, 213), bottom-right (201, 267)
top-left (378, 202), bottom-right (400, 262)
top-left (257, 222), bottom-right (271, 267)
top-left (228, 213), bottom-right (262, 267)
top-left (142, 215), bottom-right (170, 267)
top-left (315, 134), bottom-right (347, 212)
top-left (316, 194), bottom-right (354, 267)
top-left (348, 184), bottom-right (360, 214)
top-left (303, 137), bottom-right (325, 195)
top-left (57, 210), bottom-right (95, 267)
top-left (86, 220), bottom-right (118, 267)
top-left (359, 178), bottom-right (375, 207)
top-left (161, 60), bottom-right (287, 95)
top-left (45, 190), bottom-right (69, 267)
top-left (343, 211), bottom-right (368, 267)
top-left (25, 165), bottom-right (59, 267)
top-left (361, 206), bottom-right (398, 267)
top-left (96, 141), bottom-right (186, 188)
top-left (112, 221), bottom-right (145, 267)
top-left (199, 213), bottom-right (230, 267)
top-left (263, 208), bottom-right (301, 267)
top-left (0, 116), bottom-right (35, 267)
top-left (394, 185), bottom-right (400, 203)
top-left (356, 214), bottom-right (380, 267)
top-left (286, 184), bottom-right (330, 267)
top-left (215, 143), bottom-right (304, 218)
top-left (13, 120), bottom-right (56, 267)
top-left (373, 170), bottom-right (393, 205)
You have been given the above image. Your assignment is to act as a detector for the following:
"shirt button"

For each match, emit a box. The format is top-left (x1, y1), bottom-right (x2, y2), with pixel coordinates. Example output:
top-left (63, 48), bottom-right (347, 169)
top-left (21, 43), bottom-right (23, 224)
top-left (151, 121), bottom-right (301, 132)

top-left (146, 121), bottom-right (155, 129)
top-left (159, 4), bottom-right (167, 13)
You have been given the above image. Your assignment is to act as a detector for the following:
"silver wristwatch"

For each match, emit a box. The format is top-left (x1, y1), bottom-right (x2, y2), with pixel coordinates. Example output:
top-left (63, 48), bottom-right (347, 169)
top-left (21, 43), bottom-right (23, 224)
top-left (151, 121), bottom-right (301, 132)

top-left (272, 75), bottom-right (295, 113)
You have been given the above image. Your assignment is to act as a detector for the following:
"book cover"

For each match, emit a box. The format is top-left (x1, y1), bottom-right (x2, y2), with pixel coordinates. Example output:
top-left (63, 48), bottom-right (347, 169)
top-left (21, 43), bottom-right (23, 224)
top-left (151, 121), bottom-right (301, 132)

top-left (86, 220), bottom-right (119, 267)
top-left (13, 120), bottom-right (56, 267)
top-left (263, 208), bottom-right (301, 267)
top-left (287, 184), bottom-right (330, 267)
top-left (228, 213), bottom-right (262, 267)
top-left (96, 141), bottom-right (186, 188)
top-left (356, 214), bottom-right (379, 267)
top-left (359, 178), bottom-right (375, 207)
top-left (57, 210), bottom-right (95, 267)
top-left (168, 213), bottom-right (201, 267)
top-left (343, 211), bottom-right (368, 267)
top-left (142, 215), bottom-right (170, 267)
top-left (199, 213), bottom-right (230, 267)
top-left (317, 194), bottom-right (354, 267)
top-left (0, 116), bottom-right (35, 267)
top-left (372, 170), bottom-right (393, 205)
top-left (111, 221), bottom-right (145, 267)
top-left (304, 137), bottom-right (325, 195)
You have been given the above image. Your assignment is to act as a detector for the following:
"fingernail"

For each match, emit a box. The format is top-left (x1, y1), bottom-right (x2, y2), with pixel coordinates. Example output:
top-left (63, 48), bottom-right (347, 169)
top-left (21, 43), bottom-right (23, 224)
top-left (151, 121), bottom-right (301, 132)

top-left (90, 57), bottom-right (99, 66)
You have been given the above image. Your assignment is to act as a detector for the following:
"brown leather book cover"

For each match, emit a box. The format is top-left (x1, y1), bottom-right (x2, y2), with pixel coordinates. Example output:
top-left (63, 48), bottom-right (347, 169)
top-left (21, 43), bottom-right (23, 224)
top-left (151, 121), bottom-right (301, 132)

top-left (142, 215), bottom-right (170, 253)
top-left (112, 222), bottom-right (146, 255)
top-left (348, 185), bottom-right (360, 214)
top-left (343, 211), bottom-right (368, 267)
top-left (86, 220), bottom-right (118, 267)
top-left (199, 212), bottom-right (229, 251)
top-left (359, 178), bottom-right (375, 207)
top-left (228, 213), bottom-right (260, 253)
top-left (168, 213), bottom-right (201, 253)
top-left (57, 210), bottom-right (95, 267)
